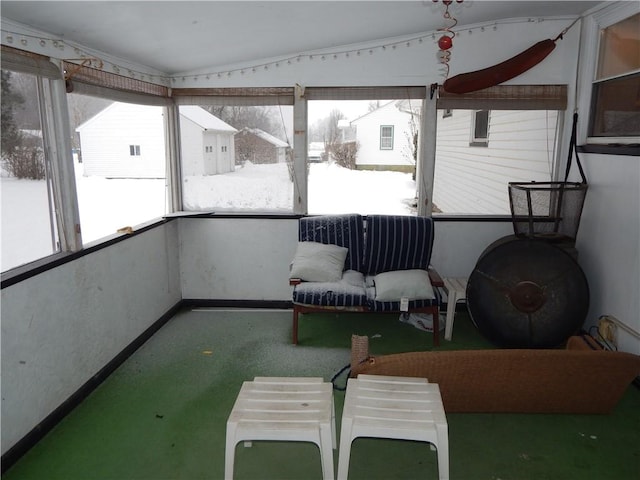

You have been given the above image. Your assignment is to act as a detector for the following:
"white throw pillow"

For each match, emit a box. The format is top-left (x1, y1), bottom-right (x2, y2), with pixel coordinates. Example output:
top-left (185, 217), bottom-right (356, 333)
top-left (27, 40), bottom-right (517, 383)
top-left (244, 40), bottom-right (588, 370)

top-left (373, 269), bottom-right (435, 301)
top-left (289, 241), bottom-right (348, 282)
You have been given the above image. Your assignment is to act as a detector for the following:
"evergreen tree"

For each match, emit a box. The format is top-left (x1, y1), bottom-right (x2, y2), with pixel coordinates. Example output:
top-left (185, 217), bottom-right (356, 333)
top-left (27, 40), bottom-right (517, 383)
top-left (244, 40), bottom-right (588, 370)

top-left (1, 70), bottom-right (24, 159)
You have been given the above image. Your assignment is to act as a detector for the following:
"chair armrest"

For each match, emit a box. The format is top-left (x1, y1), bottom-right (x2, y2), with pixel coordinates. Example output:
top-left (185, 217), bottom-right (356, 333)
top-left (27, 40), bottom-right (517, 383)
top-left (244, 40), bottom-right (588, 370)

top-left (428, 267), bottom-right (444, 287)
top-left (289, 278), bottom-right (302, 286)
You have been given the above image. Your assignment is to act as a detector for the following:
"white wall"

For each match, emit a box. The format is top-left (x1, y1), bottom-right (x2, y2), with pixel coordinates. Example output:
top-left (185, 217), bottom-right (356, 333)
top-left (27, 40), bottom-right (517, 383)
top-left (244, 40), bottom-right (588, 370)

top-left (431, 220), bottom-right (515, 278)
top-left (576, 153), bottom-right (640, 354)
top-left (178, 217), bottom-right (299, 300)
top-left (177, 216), bottom-right (513, 300)
top-left (0, 222), bottom-right (181, 455)
top-left (174, 18), bottom-right (581, 89)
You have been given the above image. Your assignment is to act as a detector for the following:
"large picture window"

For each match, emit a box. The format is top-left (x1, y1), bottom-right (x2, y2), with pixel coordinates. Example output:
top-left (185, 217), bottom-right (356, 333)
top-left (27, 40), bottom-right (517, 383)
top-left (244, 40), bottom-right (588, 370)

top-left (306, 95), bottom-right (422, 215)
top-left (69, 95), bottom-right (168, 244)
top-left (177, 101), bottom-right (294, 212)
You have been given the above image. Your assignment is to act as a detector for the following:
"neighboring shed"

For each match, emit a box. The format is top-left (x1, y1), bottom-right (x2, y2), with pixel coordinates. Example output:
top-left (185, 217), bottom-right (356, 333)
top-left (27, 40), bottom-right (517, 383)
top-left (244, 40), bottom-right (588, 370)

top-left (350, 101), bottom-right (417, 172)
top-left (76, 103), bottom-right (237, 178)
top-left (234, 128), bottom-right (290, 164)
top-left (179, 106), bottom-right (238, 176)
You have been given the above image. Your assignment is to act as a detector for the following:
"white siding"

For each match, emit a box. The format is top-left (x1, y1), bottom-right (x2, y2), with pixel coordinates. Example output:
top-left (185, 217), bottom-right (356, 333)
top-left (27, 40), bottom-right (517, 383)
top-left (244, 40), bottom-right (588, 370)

top-left (180, 116), bottom-right (205, 177)
top-left (433, 110), bottom-right (559, 214)
top-left (78, 103), bottom-right (166, 178)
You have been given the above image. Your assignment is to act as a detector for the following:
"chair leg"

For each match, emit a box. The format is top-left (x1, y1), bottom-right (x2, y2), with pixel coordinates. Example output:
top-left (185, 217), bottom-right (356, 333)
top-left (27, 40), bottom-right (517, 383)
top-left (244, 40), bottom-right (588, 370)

top-left (432, 306), bottom-right (440, 346)
top-left (292, 307), bottom-right (299, 345)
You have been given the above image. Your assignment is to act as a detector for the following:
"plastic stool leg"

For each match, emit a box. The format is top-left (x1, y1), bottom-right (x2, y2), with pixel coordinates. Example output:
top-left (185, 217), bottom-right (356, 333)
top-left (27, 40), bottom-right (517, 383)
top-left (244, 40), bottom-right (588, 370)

top-left (224, 424), bottom-right (237, 480)
top-left (319, 422), bottom-right (335, 480)
top-left (337, 418), bottom-right (354, 480)
top-left (436, 422), bottom-right (449, 480)
top-left (444, 290), bottom-right (457, 341)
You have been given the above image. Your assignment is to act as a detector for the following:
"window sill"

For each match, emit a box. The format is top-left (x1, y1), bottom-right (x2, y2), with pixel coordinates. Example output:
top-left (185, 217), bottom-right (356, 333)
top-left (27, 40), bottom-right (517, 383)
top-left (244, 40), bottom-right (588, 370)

top-left (577, 144), bottom-right (640, 156)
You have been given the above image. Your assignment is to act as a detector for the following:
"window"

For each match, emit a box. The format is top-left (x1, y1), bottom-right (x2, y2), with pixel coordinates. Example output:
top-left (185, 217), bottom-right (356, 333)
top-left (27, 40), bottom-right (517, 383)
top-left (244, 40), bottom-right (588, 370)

top-left (69, 96), bottom-right (168, 244)
top-left (589, 13), bottom-right (640, 140)
top-left (1, 68), bottom-right (59, 271)
top-left (177, 101), bottom-right (293, 212)
top-left (443, 109), bottom-right (453, 119)
top-left (380, 125), bottom-right (394, 150)
top-left (434, 109), bottom-right (560, 215)
top-left (471, 110), bottom-right (490, 146)
top-left (307, 94), bottom-right (422, 215)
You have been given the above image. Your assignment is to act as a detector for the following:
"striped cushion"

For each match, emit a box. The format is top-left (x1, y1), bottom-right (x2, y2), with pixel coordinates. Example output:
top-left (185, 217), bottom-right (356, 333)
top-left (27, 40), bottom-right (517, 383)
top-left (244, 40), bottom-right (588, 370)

top-left (363, 215), bottom-right (434, 275)
top-left (299, 214), bottom-right (364, 272)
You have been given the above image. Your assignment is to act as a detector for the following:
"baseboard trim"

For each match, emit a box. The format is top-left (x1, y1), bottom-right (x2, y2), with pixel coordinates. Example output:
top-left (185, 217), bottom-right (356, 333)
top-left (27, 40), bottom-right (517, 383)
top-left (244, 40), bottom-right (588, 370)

top-left (182, 299), bottom-right (293, 310)
top-left (1, 300), bottom-right (184, 474)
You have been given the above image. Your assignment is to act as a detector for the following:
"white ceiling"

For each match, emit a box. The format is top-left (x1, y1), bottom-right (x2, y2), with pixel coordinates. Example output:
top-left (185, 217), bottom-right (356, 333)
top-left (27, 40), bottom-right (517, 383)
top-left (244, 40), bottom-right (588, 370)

top-left (1, 1), bottom-right (603, 75)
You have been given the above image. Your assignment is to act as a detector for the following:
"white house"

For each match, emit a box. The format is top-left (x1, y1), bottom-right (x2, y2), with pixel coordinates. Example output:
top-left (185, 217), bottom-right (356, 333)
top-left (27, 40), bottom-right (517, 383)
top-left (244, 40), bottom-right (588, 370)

top-left (76, 103), bottom-right (237, 178)
top-left (433, 109), bottom-right (560, 214)
top-left (350, 101), bottom-right (418, 172)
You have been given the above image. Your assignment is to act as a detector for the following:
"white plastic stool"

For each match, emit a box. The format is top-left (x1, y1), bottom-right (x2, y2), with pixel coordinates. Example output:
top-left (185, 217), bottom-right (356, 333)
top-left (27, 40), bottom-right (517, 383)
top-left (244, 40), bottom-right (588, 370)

top-left (337, 374), bottom-right (449, 480)
top-left (443, 277), bottom-right (468, 341)
top-left (225, 377), bottom-right (336, 480)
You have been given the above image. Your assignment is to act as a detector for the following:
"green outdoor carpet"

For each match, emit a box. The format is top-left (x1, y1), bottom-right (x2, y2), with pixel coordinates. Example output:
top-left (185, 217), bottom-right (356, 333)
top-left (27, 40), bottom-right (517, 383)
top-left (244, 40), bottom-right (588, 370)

top-left (4, 308), bottom-right (640, 479)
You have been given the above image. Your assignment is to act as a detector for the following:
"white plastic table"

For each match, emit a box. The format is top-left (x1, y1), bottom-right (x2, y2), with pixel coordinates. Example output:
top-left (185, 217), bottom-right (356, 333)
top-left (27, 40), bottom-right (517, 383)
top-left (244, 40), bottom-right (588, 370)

top-left (225, 376), bottom-right (336, 480)
top-left (337, 374), bottom-right (449, 480)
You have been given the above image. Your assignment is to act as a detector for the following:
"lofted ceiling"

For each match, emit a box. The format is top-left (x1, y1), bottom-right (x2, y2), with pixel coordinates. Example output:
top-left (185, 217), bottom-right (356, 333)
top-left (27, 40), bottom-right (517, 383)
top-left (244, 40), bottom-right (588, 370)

top-left (1, 1), bottom-right (603, 76)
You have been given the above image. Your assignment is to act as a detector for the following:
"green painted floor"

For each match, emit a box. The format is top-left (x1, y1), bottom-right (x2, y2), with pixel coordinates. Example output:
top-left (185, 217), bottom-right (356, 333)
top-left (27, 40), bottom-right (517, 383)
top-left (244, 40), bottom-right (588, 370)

top-left (4, 308), bottom-right (640, 479)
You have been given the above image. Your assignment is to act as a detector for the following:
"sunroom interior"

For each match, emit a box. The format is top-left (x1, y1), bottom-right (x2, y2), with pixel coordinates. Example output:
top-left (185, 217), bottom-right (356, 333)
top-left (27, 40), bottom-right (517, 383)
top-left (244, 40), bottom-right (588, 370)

top-left (1, 1), bottom-right (639, 479)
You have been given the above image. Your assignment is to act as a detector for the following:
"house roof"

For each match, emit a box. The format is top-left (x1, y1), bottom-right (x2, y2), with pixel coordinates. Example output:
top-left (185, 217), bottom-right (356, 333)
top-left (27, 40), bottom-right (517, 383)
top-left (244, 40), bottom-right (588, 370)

top-left (350, 100), bottom-right (396, 124)
top-left (239, 128), bottom-right (289, 148)
top-left (180, 106), bottom-right (237, 133)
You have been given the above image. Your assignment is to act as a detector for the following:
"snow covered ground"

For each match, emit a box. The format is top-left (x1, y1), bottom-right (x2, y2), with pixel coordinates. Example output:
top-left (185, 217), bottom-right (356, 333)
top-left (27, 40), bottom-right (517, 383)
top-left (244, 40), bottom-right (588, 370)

top-left (1, 161), bottom-right (416, 271)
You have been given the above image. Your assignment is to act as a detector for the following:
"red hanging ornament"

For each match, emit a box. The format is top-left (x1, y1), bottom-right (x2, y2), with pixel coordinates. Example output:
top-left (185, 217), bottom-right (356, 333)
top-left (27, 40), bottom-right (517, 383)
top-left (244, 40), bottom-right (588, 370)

top-left (433, 0), bottom-right (461, 79)
top-left (438, 35), bottom-right (453, 50)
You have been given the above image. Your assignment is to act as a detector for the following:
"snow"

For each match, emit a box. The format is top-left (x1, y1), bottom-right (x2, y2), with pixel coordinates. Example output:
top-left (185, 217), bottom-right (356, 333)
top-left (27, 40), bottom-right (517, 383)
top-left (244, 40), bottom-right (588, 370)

top-left (1, 160), bottom-right (416, 271)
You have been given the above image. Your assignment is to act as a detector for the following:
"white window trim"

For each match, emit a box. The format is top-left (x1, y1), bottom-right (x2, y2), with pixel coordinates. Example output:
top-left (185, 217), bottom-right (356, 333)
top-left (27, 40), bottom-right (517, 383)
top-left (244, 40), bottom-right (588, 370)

top-left (380, 125), bottom-right (394, 150)
top-left (577, 1), bottom-right (640, 144)
top-left (470, 110), bottom-right (490, 146)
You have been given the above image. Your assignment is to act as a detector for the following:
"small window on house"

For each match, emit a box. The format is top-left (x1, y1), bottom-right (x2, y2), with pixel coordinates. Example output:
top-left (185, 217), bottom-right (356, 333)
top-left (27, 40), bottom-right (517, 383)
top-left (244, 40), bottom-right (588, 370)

top-left (221, 145), bottom-right (227, 153)
top-left (471, 110), bottom-right (489, 146)
top-left (129, 144), bottom-right (141, 156)
top-left (589, 12), bottom-right (640, 140)
top-left (443, 109), bottom-right (453, 119)
top-left (380, 125), bottom-right (394, 150)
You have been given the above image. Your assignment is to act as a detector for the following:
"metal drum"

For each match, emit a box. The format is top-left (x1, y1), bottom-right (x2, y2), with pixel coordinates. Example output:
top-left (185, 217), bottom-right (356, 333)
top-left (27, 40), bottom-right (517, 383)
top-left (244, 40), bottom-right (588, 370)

top-left (467, 236), bottom-right (589, 348)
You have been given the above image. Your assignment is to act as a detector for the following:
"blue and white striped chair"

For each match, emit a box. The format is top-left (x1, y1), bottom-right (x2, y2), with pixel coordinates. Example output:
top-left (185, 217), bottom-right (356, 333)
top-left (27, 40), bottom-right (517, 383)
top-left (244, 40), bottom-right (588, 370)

top-left (290, 214), bottom-right (442, 345)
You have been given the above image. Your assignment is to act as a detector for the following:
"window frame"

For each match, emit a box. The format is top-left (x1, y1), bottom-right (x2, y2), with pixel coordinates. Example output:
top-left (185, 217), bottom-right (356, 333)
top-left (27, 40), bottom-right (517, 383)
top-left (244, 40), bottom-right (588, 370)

top-left (577, 2), bottom-right (640, 145)
top-left (470, 110), bottom-right (490, 147)
top-left (0, 46), bottom-right (82, 274)
top-left (379, 125), bottom-right (394, 150)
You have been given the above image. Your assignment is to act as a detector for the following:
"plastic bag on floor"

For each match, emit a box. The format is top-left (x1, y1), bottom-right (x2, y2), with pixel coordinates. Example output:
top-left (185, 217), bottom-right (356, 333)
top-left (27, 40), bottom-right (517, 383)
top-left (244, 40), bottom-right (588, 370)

top-left (399, 312), bottom-right (445, 332)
